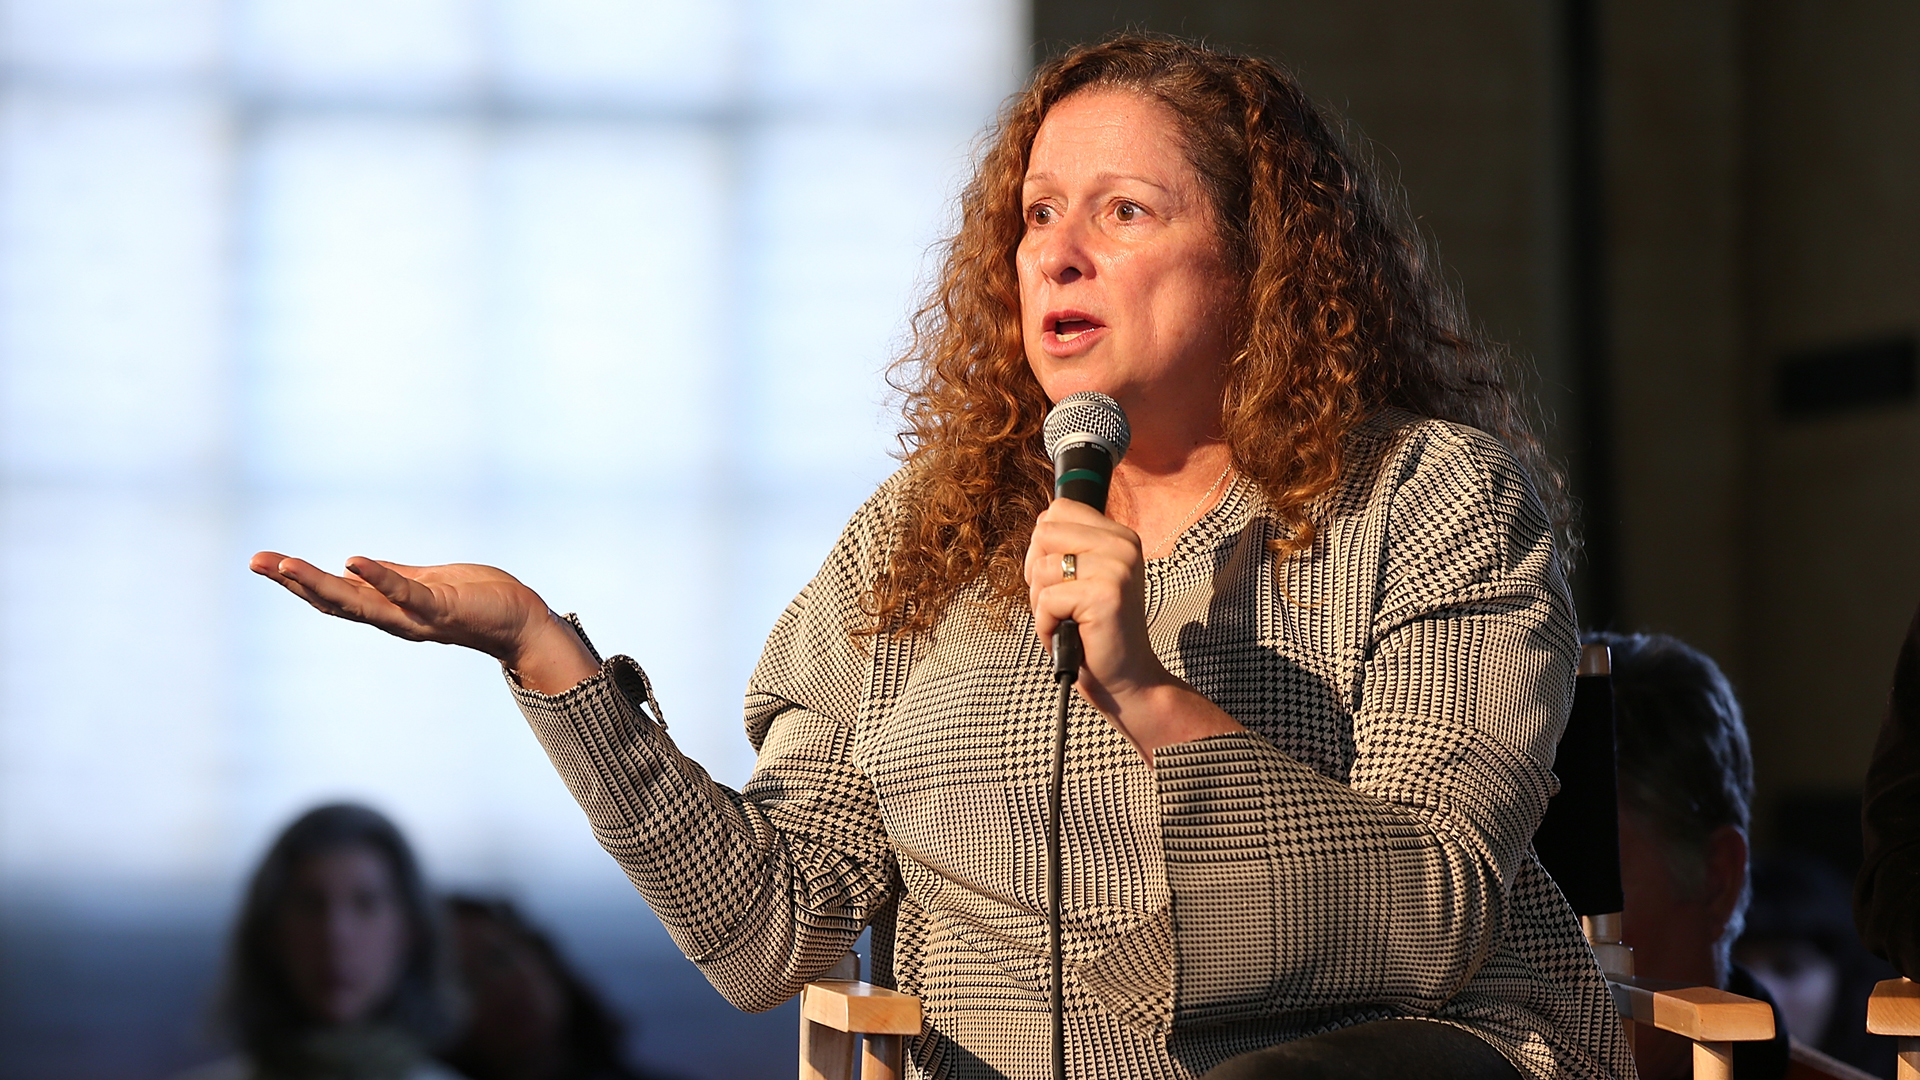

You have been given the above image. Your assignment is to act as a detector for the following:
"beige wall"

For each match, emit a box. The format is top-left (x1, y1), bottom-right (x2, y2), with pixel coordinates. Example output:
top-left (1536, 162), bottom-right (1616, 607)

top-left (1741, 0), bottom-right (1920, 804)
top-left (1598, 0), bottom-right (1747, 676)
top-left (1032, 1), bottom-right (1920, 819)
top-left (1034, 1), bottom-right (1576, 462)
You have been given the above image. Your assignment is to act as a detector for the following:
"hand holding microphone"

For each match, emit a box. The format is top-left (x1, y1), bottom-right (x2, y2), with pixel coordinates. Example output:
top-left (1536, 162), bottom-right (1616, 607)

top-left (1027, 393), bottom-right (1165, 727)
top-left (1035, 391), bottom-right (1131, 682)
top-left (1026, 391), bottom-right (1245, 760)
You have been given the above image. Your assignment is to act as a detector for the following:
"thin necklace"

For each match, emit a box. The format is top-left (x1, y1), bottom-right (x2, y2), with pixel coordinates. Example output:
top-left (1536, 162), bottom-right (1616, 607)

top-left (1145, 461), bottom-right (1235, 559)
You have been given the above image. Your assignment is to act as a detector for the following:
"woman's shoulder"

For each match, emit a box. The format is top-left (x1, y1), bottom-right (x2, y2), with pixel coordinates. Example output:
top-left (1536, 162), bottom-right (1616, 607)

top-left (781, 465), bottom-right (913, 615)
top-left (1345, 408), bottom-right (1536, 510)
top-left (1355, 408), bottom-right (1522, 469)
top-left (1336, 410), bottom-right (1561, 582)
top-left (825, 462), bottom-right (915, 554)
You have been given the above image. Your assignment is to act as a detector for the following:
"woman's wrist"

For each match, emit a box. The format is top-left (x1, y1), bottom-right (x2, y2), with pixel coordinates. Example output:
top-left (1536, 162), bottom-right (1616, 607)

top-left (504, 609), bottom-right (602, 694)
top-left (1103, 675), bottom-right (1245, 762)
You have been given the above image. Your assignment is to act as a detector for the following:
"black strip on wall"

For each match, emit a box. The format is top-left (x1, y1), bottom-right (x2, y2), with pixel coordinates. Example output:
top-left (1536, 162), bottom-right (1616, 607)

top-left (1561, 0), bottom-right (1619, 630)
top-left (1775, 336), bottom-right (1917, 419)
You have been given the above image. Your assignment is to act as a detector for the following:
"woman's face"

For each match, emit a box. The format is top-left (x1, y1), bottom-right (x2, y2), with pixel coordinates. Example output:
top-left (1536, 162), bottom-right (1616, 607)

top-left (448, 910), bottom-right (570, 1067)
top-left (277, 844), bottom-right (410, 1026)
top-left (1017, 88), bottom-right (1238, 426)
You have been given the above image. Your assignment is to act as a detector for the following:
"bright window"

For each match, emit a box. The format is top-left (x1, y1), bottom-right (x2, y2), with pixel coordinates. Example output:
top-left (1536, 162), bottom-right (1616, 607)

top-left (0, 0), bottom-right (1024, 912)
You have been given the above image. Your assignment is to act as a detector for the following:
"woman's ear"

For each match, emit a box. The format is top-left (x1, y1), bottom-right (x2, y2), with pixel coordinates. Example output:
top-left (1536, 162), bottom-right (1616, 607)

top-left (1702, 823), bottom-right (1750, 939)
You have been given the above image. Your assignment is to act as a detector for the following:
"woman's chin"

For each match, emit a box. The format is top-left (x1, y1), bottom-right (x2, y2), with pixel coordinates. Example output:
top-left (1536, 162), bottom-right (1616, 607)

top-left (1029, 356), bottom-right (1122, 404)
top-left (306, 988), bottom-right (385, 1027)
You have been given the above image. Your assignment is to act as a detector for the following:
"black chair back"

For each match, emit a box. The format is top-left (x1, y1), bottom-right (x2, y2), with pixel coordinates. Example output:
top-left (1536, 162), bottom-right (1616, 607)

top-left (1533, 661), bottom-right (1625, 916)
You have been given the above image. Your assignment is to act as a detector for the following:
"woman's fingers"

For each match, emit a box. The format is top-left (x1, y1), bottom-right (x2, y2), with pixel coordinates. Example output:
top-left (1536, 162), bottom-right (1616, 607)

top-left (248, 550), bottom-right (290, 575)
top-left (1026, 519), bottom-right (1137, 596)
top-left (1025, 537), bottom-right (1132, 646)
top-left (250, 551), bottom-right (551, 661)
top-left (1022, 499), bottom-right (1161, 692)
top-left (250, 551), bottom-right (430, 634)
top-left (252, 559), bottom-right (338, 613)
top-left (1030, 579), bottom-right (1092, 642)
top-left (345, 557), bottom-right (433, 611)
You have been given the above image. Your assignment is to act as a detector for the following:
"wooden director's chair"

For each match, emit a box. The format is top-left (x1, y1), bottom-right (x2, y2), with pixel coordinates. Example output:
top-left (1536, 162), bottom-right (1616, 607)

top-left (1867, 977), bottom-right (1920, 1079)
top-left (799, 950), bottom-right (921, 1080)
top-left (1534, 644), bottom-right (1776, 1080)
top-left (800, 644), bottom-right (1789, 1080)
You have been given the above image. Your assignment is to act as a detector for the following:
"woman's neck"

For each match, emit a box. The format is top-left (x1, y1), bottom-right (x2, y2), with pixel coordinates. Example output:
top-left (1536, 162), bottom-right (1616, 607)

top-left (1104, 436), bottom-right (1236, 558)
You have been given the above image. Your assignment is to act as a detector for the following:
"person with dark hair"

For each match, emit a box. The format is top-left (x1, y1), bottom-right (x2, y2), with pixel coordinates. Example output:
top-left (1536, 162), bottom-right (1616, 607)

top-left (1586, 631), bottom-right (1787, 1080)
top-left (439, 896), bottom-right (664, 1080)
top-left (178, 803), bottom-right (465, 1080)
top-left (1858, 600), bottom-right (1920, 977)
top-left (1739, 854), bottom-right (1897, 1077)
top-left (252, 35), bottom-right (1627, 1080)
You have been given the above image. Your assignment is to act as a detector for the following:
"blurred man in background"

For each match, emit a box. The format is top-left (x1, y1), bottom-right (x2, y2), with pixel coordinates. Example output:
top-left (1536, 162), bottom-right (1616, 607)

top-left (1588, 632), bottom-right (1790, 1080)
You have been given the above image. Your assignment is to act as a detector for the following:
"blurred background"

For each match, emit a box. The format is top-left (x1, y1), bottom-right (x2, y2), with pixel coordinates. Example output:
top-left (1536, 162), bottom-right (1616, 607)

top-left (2, 0), bottom-right (1915, 1077)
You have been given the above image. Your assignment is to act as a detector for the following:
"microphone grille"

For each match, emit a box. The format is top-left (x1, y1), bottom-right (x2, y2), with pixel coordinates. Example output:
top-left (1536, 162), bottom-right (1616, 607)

top-left (1043, 391), bottom-right (1131, 463)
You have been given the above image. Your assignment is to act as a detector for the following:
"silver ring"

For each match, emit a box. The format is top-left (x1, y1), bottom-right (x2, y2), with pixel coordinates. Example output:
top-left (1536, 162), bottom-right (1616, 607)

top-left (1061, 553), bottom-right (1077, 581)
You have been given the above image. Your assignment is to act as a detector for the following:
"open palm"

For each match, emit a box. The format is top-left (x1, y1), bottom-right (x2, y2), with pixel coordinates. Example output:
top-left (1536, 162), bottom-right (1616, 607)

top-left (249, 553), bottom-right (545, 661)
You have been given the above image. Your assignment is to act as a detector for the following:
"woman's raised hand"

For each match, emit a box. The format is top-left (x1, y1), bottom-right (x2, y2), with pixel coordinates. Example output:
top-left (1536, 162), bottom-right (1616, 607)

top-left (1023, 500), bottom-right (1243, 761)
top-left (248, 553), bottom-right (601, 693)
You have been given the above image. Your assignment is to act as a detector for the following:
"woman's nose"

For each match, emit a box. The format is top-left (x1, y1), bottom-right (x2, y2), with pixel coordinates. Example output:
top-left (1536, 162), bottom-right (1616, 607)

top-left (1035, 220), bottom-right (1089, 284)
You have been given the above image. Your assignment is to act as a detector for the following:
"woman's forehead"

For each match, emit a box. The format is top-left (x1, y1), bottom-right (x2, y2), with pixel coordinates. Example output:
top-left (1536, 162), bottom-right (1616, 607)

top-left (295, 842), bottom-right (396, 883)
top-left (1025, 88), bottom-right (1195, 190)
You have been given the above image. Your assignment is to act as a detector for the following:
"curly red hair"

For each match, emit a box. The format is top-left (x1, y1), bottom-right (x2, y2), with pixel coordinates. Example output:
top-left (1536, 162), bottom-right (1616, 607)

top-left (862, 34), bottom-right (1567, 638)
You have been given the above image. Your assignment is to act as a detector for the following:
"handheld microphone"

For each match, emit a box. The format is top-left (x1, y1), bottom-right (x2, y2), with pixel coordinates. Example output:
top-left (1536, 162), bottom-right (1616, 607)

top-left (1044, 391), bottom-right (1131, 514)
top-left (1041, 392), bottom-right (1131, 678)
top-left (1038, 392), bottom-right (1129, 1080)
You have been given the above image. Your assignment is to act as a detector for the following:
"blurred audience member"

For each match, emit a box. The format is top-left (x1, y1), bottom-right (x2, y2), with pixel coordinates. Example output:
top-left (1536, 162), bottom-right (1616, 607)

top-left (179, 803), bottom-right (464, 1080)
top-left (1739, 854), bottom-right (1897, 1077)
top-left (1589, 631), bottom-right (1789, 1080)
top-left (439, 895), bottom-right (662, 1080)
top-left (1859, 600), bottom-right (1920, 976)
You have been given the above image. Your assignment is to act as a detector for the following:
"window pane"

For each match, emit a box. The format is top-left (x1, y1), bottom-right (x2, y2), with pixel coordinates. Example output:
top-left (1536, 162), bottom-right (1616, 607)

top-left (0, 489), bottom-right (233, 888)
top-left (2, 0), bottom-right (222, 77)
top-left (236, 0), bottom-right (482, 101)
top-left (495, 0), bottom-right (744, 109)
top-left (491, 123), bottom-right (729, 484)
top-left (243, 116), bottom-right (487, 488)
top-left (2, 0), bottom-right (1025, 905)
top-left (0, 91), bottom-right (230, 481)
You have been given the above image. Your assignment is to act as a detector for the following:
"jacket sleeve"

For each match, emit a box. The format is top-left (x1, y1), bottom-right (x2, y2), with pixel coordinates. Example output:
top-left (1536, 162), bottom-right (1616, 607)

top-left (1155, 423), bottom-right (1574, 1025)
top-left (1856, 599), bottom-right (1920, 977)
top-left (507, 486), bottom-right (903, 1012)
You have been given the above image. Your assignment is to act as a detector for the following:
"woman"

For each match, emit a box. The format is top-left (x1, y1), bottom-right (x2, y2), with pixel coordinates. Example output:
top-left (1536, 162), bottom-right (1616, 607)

top-left (253, 36), bottom-right (1630, 1080)
top-left (181, 803), bottom-right (464, 1080)
top-left (440, 895), bottom-right (664, 1080)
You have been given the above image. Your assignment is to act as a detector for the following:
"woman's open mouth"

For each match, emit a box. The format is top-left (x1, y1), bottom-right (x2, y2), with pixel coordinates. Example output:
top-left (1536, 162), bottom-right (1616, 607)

top-left (1044, 311), bottom-right (1107, 348)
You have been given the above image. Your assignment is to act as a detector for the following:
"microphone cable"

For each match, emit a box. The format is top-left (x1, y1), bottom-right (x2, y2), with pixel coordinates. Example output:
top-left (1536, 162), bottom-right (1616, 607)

top-left (1048, 618), bottom-right (1080, 1080)
top-left (1038, 390), bottom-right (1129, 1080)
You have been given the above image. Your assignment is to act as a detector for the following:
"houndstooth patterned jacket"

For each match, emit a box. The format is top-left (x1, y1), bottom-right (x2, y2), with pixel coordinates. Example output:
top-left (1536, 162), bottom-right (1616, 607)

top-left (508, 411), bottom-right (1636, 1080)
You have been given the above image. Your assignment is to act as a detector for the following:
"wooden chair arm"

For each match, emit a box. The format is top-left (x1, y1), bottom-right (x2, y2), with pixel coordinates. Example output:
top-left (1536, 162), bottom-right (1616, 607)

top-left (799, 978), bottom-right (923, 1080)
top-left (1607, 975), bottom-right (1775, 1041)
top-left (1868, 977), bottom-right (1920, 1036)
top-left (1606, 976), bottom-right (1774, 1080)
top-left (801, 981), bottom-right (923, 1035)
top-left (1866, 977), bottom-right (1920, 1080)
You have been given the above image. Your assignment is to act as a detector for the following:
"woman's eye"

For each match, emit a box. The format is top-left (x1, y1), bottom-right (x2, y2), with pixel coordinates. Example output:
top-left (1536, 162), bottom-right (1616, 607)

top-left (1115, 201), bottom-right (1141, 222)
top-left (1028, 204), bottom-right (1054, 225)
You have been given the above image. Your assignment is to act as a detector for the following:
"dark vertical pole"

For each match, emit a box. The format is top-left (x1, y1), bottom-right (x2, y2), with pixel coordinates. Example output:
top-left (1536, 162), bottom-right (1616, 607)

top-left (1561, 0), bottom-right (1620, 630)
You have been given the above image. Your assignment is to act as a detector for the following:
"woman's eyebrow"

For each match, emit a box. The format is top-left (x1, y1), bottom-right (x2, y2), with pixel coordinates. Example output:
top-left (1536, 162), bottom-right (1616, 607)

top-left (1021, 170), bottom-right (1176, 194)
top-left (1096, 171), bottom-right (1174, 194)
